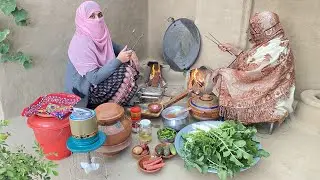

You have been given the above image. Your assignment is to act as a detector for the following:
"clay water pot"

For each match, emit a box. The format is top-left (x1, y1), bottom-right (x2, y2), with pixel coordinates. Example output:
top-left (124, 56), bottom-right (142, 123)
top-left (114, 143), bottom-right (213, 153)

top-left (95, 103), bottom-right (132, 146)
top-left (188, 94), bottom-right (220, 120)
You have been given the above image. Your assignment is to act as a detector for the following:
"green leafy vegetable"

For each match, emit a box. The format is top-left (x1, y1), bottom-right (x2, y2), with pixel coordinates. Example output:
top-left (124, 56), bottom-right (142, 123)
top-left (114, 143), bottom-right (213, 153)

top-left (11, 8), bottom-right (28, 26)
top-left (0, 29), bottom-right (10, 43)
top-left (181, 120), bottom-right (270, 180)
top-left (157, 127), bottom-right (177, 140)
top-left (0, 42), bottom-right (10, 54)
top-left (0, 0), bottom-right (16, 15)
top-left (0, 120), bottom-right (58, 179)
top-left (0, 1), bottom-right (32, 68)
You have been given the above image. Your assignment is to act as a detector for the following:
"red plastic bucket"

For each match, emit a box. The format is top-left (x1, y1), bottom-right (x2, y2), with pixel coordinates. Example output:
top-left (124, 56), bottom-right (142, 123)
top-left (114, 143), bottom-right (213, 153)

top-left (27, 115), bottom-right (71, 160)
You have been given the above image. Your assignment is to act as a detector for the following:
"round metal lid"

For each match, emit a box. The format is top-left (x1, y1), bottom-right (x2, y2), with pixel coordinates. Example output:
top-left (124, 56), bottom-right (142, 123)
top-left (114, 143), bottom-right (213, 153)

top-left (163, 17), bottom-right (201, 72)
top-left (70, 108), bottom-right (95, 121)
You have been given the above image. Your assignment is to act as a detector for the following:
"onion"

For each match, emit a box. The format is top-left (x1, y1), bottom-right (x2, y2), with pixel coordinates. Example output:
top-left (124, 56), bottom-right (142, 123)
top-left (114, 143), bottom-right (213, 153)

top-left (133, 146), bottom-right (143, 155)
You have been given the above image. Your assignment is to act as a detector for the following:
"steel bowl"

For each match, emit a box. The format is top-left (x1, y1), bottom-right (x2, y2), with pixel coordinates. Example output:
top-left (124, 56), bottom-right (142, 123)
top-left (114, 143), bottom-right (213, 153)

top-left (161, 106), bottom-right (189, 131)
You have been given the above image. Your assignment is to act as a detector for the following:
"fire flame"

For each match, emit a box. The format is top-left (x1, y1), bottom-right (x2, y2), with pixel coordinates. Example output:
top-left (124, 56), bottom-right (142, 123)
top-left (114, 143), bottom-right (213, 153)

top-left (151, 64), bottom-right (161, 76)
top-left (189, 68), bottom-right (205, 90)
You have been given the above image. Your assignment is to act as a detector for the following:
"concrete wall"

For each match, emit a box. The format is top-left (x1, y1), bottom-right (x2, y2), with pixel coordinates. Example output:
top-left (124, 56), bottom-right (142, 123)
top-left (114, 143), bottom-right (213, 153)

top-left (0, 0), bottom-right (148, 118)
top-left (1, 0), bottom-right (319, 118)
top-left (148, 0), bottom-right (320, 98)
top-left (253, 0), bottom-right (320, 98)
top-left (148, 0), bottom-right (252, 69)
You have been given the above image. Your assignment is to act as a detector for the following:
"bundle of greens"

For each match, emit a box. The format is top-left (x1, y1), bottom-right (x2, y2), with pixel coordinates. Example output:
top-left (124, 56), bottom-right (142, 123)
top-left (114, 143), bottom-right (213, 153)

top-left (181, 121), bottom-right (269, 180)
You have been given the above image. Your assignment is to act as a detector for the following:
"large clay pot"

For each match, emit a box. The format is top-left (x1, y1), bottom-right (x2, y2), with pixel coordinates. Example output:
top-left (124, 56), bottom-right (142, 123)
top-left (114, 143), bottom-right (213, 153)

top-left (188, 94), bottom-right (220, 120)
top-left (95, 103), bottom-right (132, 146)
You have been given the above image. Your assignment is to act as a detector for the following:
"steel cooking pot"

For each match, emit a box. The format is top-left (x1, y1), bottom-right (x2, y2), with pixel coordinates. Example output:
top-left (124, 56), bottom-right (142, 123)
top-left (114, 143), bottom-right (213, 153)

top-left (161, 106), bottom-right (189, 131)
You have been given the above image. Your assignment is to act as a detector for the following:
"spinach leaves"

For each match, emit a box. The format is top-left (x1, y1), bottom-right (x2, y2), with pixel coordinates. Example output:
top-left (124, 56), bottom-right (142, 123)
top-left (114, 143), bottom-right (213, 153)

top-left (181, 121), bottom-right (269, 180)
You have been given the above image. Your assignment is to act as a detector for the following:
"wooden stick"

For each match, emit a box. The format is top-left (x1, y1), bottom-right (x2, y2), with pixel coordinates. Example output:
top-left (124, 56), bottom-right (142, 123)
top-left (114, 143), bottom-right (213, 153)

top-left (207, 33), bottom-right (234, 56)
top-left (162, 90), bottom-right (190, 108)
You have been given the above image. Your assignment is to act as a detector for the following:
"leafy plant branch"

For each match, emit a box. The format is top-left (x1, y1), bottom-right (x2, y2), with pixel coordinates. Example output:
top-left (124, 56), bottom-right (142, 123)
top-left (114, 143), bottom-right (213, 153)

top-left (0, 119), bottom-right (58, 180)
top-left (0, 0), bottom-right (32, 69)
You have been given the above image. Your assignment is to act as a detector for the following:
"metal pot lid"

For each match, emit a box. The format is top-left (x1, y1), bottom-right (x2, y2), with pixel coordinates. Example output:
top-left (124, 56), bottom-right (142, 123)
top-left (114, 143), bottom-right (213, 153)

top-left (190, 94), bottom-right (219, 110)
top-left (163, 17), bottom-right (201, 72)
top-left (70, 108), bottom-right (95, 121)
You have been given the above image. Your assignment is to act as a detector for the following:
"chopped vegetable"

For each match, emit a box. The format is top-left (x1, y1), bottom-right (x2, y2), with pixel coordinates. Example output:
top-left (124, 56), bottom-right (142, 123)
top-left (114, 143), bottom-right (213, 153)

top-left (141, 150), bottom-right (149, 156)
top-left (145, 163), bottom-right (165, 171)
top-left (157, 127), bottom-right (177, 140)
top-left (140, 144), bottom-right (148, 150)
top-left (147, 158), bottom-right (162, 166)
top-left (155, 145), bottom-right (163, 155)
top-left (163, 146), bottom-right (170, 156)
top-left (133, 146), bottom-right (143, 155)
top-left (142, 157), bottom-right (165, 171)
top-left (169, 144), bottom-right (176, 155)
top-left (143, 157), bottom-right (161, 166)
top-left (180, 120), bottom-right (270, 180)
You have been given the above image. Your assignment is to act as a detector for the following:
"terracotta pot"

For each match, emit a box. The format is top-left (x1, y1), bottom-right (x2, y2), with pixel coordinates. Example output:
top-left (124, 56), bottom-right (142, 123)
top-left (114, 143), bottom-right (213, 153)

top-left (97, 135), bottom-right (132, 157)
top-left (95, 103), bottom-right (132, 146)
top-left (188, 94), bottom-right (220, 120)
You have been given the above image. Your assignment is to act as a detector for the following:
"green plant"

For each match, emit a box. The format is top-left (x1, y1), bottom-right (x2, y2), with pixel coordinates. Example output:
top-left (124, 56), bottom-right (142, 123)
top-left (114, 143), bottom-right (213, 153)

top-left (181, 120), bottom-right (270, 180)
top-left (0, 120), bottom-right (58, 180)
top-left (0, 0), bottom-right (32, 69)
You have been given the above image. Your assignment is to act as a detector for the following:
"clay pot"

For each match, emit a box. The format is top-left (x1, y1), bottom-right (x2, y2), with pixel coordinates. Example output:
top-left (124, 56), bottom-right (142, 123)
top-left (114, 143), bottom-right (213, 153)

top-left (188, 94), bottom-right (220, 120)
top-left (95, 103), bottom-right (132, 146)
top-left (148, 103), bottom-right (162, 113)
top-left (97, 136), bottom-right (132, 157)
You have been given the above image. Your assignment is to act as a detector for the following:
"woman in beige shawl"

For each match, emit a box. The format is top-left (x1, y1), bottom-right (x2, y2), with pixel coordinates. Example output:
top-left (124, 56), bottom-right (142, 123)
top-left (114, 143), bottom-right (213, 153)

top-left (212, 11), bottom-right (295, 130)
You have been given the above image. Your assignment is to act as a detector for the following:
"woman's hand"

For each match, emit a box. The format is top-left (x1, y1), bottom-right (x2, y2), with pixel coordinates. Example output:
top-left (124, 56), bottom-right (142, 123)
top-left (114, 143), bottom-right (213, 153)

top-left (130, 51), bottom-right (140, 71)
top-left (218, 43), bottom-right (243, 56)
top-left (117, 46), bottom-right (133, 63)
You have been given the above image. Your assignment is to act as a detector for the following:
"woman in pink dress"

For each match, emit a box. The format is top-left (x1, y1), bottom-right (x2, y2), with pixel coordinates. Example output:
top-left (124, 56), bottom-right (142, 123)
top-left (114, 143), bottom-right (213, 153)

top-left (65, 1), bottom-right (139, 109)
top-left (212, 11), bottom-right (295, 132)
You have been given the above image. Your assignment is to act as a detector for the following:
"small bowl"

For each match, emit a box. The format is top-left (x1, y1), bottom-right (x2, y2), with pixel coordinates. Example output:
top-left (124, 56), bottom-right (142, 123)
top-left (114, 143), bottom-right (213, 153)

top-left (138, 155), bottom-right (163, 173)
top-left (157, 128), bottom-right (176, 143)
top-left (154, 143), bottom-right (175, 159)
top-left (132, 145), bottom-right (150, 159)
top-left (148, 103), bottom-right (162, 113)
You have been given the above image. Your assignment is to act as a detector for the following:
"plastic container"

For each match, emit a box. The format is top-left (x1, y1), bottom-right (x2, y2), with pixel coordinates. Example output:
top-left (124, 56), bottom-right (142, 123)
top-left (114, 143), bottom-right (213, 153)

top-left (130, 106), bottom-right (141, 133)
top-left (130, 106), bottom-right (141, 120)
top-left (27, 115), bottom-right (71, 160)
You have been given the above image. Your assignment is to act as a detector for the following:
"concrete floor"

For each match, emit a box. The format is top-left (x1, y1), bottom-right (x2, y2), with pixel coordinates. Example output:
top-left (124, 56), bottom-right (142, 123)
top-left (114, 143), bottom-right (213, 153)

top-left (5, 100), bottom-right (320, 180)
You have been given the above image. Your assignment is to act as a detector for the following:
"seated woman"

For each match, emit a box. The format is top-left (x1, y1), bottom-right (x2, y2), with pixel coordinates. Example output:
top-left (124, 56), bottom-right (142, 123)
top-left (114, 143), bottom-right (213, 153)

top-left (212, 11), bottom-right (295, 125)
top-left (65, 1), bottom-right (139, 109)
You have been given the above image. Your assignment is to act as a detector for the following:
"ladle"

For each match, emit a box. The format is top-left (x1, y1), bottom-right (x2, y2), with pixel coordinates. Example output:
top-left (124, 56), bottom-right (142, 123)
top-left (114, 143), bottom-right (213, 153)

top-left (147, 90), bottom-right (190, 114)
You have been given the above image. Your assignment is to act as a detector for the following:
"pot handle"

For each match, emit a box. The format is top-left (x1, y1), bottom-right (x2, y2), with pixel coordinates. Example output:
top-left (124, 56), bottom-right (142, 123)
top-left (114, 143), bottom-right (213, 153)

top-left (167, 17), bottom-right (175, 23)
top-left (163, 90), bottom-right (190, 108)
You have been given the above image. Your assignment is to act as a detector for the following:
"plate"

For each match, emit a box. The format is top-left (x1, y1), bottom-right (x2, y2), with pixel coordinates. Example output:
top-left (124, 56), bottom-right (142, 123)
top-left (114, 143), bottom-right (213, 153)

top-left (174, 121), bottom-right (261, 173)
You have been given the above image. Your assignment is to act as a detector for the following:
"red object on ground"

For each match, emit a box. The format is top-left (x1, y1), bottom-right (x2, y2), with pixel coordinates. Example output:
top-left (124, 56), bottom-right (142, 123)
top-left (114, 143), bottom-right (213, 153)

top-left (130, 106), bottom-right (141, 133)
top-left (130, 106), bottom-right (141, 121)
top-left (21, 93), bottom-right (80, 119)
top-left (27, 115), bottom-right (71, 160)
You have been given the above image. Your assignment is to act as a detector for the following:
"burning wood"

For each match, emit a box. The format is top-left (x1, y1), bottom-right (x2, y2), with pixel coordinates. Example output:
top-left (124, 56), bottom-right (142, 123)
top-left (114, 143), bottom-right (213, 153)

top-left (187, 66), bottom-right (211, 94)
top-left (147, 62), bottom-right (166, 88)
